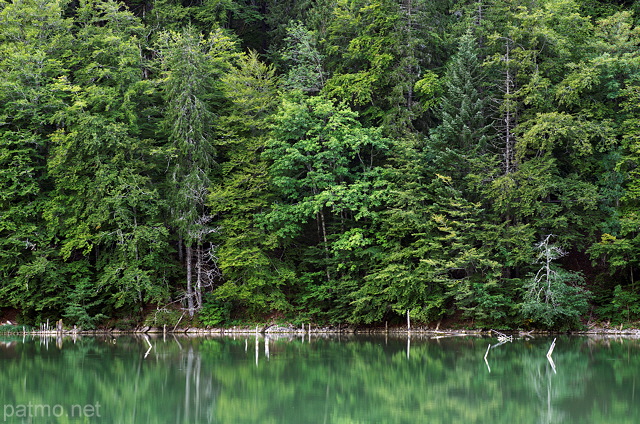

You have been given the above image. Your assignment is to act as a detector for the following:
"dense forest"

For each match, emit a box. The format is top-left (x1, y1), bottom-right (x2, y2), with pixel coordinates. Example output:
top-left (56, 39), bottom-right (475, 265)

top-left (1, 0), bottom-right (640, 330)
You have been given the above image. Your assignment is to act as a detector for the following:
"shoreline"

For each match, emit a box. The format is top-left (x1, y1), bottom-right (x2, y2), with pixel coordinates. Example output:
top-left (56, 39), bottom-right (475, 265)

top-left (3, 324), bottom-right (640, 337)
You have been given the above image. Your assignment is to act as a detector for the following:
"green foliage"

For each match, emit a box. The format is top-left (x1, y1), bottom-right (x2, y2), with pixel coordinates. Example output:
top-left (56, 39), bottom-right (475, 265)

top-left (199, 293), bottom-right (233, 327)
top-left (143, 309), bottom-right (185, 328)
top-left (280, 21), bottom-right (325, 93)
top-left (522, 236), bottom-right (591, 329)
top-left (611, 285), bottom-right (640, 323)
top-left (1, 0), bottom-right (640, 329)
top-left (261, 94), bottom-right (391, 322)
top-left (432, 30), bottom-right (492, 153)
top-left (158, 26), bottom-right (236, 239)
top-left (0, 324), bottom-right (33, 334)
top-left (208, 48), bottom-right (286, 317)
top-left (522, 269), bottom-right (591, 330)
top-left (320, 0), bottom-right (453, 132)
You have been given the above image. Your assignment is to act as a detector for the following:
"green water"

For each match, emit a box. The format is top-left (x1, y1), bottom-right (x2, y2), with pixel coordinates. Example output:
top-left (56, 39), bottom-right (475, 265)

top-left (0, 334), bottom-right (638, 423)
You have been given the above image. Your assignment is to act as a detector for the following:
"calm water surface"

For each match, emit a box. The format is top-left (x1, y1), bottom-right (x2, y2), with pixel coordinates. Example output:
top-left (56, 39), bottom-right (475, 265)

top-left (0, 334), bottom-right (638, 423)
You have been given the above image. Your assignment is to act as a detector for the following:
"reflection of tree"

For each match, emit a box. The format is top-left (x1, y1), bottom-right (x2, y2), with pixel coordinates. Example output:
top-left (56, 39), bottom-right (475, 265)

top-left (529, 357), bottom-right (564, 424)
top-left (0, 336), bottom-right (221, 424)
top-left (0, 336), bottom-right (640, 423)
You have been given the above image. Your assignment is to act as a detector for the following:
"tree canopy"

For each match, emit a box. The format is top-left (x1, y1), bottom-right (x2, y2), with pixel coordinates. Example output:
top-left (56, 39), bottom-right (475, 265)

top-left (1, 0), bottom-right (640, 330)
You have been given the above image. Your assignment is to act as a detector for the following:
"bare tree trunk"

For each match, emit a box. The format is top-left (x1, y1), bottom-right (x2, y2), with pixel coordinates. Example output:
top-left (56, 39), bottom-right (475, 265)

top-left (503, 39), bottom-right (516, 175)
top-left (319, 210), bottom-right (331, 283)
top-left (195, 242), bottom-right (203, 310)
top-left (134, 231), bottom-right (143, 304)
top-left (186, 245), bottom-right (194, 316)
top-left (402, 0), bottom-right (414, 110)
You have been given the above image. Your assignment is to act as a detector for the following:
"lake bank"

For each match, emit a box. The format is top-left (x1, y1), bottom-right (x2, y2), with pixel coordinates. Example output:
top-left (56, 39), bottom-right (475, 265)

top-left (4, 322), bottom-right (640, 337)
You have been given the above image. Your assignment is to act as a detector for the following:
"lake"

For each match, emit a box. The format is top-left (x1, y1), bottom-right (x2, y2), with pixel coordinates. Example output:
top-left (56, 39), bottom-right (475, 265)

top-left (0, 333), bottom-right (638, 423)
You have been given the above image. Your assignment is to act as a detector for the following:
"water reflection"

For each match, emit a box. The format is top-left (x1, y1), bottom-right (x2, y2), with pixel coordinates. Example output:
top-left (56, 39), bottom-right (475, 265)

top-left (0, 334), bottom-right (638, 423)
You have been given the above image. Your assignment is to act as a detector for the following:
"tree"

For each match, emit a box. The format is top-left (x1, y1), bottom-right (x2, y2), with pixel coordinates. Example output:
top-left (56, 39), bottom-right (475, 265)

top-left (585, 12), bottom-right (640, 291)
top-left (479, 1), bottom-right (609, 295)
top-left (261, 94), bottom-right (390, 322)
top-left (421, 30), bottom-right (512, 325)
top-left (44, 0), bottom-right (170, 325)
top-left (0, 0), bottom-right (73, 317)
top-left (320, 0), bottom-right (454, 133)
top-left (430, 29), bottom-right (494, 184)
top-left (157, 26), bottom-right (237, 315)
top-left (280, 21), bottom-right (326, 93)
top-left (522, 235), bottom-right (590, 329)
top-left (207, 50), bottom-right (286, 317)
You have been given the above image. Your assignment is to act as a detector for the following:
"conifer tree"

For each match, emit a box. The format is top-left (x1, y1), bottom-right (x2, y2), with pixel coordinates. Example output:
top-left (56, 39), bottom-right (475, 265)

top-left (430, 29), bottom-right (493, 184)
top-left (207, 50), bottom-right (285, 316)
top-left (158, 27), bottom-right (236, 315)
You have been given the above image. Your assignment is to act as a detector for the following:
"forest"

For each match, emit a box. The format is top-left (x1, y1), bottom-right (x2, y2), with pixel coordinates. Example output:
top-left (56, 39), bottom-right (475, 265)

top-left (1, 0), bottom-right (640, 330)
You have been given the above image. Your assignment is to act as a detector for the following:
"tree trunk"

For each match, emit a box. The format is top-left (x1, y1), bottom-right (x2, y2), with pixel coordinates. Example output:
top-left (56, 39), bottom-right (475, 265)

top-left (502, 38), bottom-right (516, 175)
top-left (186, 245), bottom-right (194, 316)
top-left (195, 242), bottom-right (203, 310)
top-left (402, 0), bottom-right (414, 110)
top-left (319, 210), bottom-right (331, 283)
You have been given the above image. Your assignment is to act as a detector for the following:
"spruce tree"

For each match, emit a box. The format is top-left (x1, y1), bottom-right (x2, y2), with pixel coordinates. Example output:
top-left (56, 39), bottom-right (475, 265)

top-left (158, 27), bottom-right (237, 315)
top-left (430, 29), bottom-right (493, 184)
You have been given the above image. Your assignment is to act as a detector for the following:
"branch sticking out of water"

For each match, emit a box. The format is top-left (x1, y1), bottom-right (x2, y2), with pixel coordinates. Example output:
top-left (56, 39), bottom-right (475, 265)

top-left (546, 338), bottom-right (557, 374)
top-left (491, 329), bottom-right (513, 342)
top-left (484, 344), bottom-right (491, 373)
top-left (547, 338), bottom-right (556, 358)
top-left (143, 335), bottom-right (153, 359)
